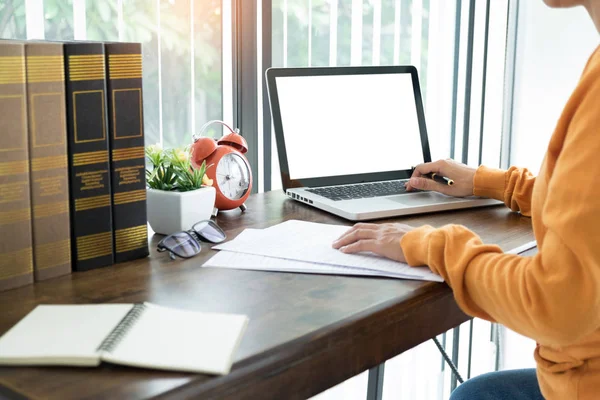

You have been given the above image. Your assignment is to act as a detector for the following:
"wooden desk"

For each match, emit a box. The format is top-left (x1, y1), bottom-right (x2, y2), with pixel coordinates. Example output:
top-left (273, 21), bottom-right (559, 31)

top-left (0, 191), bottom-right (534, 400)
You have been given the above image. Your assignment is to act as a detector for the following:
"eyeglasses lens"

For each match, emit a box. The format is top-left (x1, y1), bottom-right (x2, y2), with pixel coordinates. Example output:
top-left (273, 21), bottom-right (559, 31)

top-left (192, 220), bottom-right (226, 243)
top-left (161, 232), bottom-right (201, 258)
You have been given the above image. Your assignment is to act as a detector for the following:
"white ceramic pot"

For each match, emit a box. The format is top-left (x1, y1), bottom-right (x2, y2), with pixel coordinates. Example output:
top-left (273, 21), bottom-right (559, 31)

top-left (146, 186), bottom-right (216, 235)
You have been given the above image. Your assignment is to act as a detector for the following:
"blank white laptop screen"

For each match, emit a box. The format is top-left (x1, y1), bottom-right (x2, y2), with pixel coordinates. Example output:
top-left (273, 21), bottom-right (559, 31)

top-left (275, 73), bottom-right (424, 180)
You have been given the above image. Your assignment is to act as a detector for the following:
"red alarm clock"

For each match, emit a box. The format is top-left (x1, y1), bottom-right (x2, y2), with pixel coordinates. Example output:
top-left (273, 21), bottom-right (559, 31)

top-left (190, 120), bottom-right (252, 215)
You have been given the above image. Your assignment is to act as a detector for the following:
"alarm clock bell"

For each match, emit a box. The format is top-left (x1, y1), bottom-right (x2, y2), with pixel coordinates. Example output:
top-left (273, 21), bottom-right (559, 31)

top-left (191, 120), bottom-right (253, 216)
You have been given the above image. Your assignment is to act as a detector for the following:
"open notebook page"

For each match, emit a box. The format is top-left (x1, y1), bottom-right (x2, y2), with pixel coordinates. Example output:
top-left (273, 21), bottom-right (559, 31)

top-left (0, 304), bottom-right (133, 366)
top-left (101, 303), bottom-right (249, 375)
top-left (213, 220), bottom-right (441, 282)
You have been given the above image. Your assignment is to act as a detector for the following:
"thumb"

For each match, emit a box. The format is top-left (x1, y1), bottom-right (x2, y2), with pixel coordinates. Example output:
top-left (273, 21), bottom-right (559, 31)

top-left (409, 177), bottom-right (449, 195)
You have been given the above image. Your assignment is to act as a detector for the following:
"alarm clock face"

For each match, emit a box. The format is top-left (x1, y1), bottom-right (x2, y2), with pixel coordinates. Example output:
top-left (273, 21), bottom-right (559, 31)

top-left (216, 153), bottom-right (251, 200)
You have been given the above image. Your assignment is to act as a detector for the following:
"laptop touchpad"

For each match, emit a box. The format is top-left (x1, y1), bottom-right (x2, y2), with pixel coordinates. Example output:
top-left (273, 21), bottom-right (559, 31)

top-left (388, 192), bottom-right (463, 206)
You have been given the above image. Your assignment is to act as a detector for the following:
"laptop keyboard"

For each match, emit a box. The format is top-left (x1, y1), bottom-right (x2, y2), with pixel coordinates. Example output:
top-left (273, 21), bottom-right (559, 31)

top-left (305, 180), bottom-right (420, 201)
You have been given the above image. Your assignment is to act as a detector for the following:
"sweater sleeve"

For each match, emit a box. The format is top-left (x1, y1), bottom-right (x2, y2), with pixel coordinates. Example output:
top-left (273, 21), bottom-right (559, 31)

top-left (400, 72), bottom-right (600, 347)
top-left (473, 165), bottom-right (536, 217)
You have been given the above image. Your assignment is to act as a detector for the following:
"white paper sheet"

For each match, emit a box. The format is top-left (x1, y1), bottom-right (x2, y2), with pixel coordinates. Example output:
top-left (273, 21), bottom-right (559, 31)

top-left (205, 222), bottom-right (539, 283)
top-left (506, 240), bottom-right (537, 255)
top-left (204, 250), bottom-right (442, 281)
top-left (211, 221), bottom-right (443, 282)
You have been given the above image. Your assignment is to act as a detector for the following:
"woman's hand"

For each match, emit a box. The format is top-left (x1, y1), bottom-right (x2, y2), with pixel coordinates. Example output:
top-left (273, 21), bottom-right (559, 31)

top-left (406, 159), bottom-right (476, 197)
top-left (331, 223), bottom-right (415, 262)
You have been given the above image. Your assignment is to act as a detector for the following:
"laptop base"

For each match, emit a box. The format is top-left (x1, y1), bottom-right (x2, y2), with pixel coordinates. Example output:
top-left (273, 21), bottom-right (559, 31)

top-left (286, 188), bottom-right (503, 221)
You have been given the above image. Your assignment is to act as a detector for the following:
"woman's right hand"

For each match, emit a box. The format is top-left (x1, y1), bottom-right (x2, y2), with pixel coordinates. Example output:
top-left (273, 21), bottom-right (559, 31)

top-left (406, 159), bottom-right (477, 197)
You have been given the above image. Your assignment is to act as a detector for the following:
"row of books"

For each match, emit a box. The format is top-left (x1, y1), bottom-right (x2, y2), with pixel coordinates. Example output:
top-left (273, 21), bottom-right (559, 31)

top-left (0, 39), bottom-right (149, 292)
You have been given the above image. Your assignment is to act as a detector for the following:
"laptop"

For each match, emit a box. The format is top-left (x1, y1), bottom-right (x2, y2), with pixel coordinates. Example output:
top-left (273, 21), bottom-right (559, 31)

top-left (265, 65), bottom-right (501, 221)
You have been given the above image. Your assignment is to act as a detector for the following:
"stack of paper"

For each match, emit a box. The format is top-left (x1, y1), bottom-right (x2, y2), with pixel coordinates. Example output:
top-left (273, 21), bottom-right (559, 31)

top-left (203, 220), bottom-right (444, 282)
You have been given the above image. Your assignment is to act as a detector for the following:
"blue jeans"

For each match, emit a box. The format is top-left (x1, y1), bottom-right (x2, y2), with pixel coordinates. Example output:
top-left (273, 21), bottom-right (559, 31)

top-left (450, 369), bottom-right (545, 400)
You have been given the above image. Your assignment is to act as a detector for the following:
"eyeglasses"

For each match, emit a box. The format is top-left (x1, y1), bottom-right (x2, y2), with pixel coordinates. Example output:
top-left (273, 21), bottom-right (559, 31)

top-left (157, 220), bottom-right (227, 259)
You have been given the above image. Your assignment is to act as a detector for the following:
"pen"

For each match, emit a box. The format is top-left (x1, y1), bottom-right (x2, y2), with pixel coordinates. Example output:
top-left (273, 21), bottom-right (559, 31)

top-left (422, 172), bottom-right (454, 186)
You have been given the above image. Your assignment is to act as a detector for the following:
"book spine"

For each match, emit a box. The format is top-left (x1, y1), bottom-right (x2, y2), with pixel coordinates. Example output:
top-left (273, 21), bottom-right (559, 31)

top-left (64, 43), bottom-right (114, 271)
top-left (0, 43), bottom-right (34, 291)
top-left (25, 42), bottom-right (72, 281)
top-left (105, 43), bottom-right (149, 263)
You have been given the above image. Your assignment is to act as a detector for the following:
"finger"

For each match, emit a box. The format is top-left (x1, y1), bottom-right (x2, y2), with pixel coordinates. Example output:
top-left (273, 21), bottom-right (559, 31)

top-left (332, 229), bottom-right (378, 249)
top-left (411, 160), bottom-right (446, 177)
top-left (339, 239), bottom-right (379, 254)
top-left (334, 223), bottom-right (379, 242)
top-left (407, 177), bottom-right (451, 195)
top-left (406, 161), bottom-right (446, 191)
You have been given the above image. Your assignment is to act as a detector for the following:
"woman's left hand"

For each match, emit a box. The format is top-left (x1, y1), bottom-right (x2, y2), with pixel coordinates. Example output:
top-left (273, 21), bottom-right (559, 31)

top-left (331, 223), bottom-right (416, 263)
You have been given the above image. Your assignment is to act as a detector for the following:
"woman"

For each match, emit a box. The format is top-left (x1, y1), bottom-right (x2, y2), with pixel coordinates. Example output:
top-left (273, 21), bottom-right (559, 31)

top-left (332, 1), bottom-right (600, 399)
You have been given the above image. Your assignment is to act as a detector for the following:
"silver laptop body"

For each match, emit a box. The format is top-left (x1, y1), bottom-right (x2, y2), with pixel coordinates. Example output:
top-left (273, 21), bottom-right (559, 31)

top-left (265, 65), bottom-right (501, 221)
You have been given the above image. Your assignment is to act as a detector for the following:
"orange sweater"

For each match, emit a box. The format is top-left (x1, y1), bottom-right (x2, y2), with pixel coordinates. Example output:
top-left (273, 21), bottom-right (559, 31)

top-left (401, 46), bottom-right (600, 399)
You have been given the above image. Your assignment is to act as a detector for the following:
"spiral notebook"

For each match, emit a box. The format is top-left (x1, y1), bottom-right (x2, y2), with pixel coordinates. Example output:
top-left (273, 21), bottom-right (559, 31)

top-left (0, 303), bottom-right (248, 375)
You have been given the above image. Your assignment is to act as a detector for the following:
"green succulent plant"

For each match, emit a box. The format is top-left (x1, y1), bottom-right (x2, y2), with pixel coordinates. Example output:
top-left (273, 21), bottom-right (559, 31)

top-left (145, 144), bottom-right (210, 192)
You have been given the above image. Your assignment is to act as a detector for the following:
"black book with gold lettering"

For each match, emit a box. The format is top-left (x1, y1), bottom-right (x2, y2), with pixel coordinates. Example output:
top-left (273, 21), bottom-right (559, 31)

top-left (104, 42), bottom-right (148, 263)
top-left (63, 42), bottom-right (114, 271)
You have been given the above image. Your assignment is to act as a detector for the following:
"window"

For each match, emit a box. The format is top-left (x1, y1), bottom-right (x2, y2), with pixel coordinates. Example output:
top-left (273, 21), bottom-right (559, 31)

top-left (269, 0), bottom-right (456, 191)
top-left (509, 1), bottom-right (598, 173)
top-left (0, 0), bottom-right (231, 150)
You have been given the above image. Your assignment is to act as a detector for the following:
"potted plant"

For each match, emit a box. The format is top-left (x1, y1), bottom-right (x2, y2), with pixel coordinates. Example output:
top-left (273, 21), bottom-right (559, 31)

top-left (145, 143), bottom-right (216, 235)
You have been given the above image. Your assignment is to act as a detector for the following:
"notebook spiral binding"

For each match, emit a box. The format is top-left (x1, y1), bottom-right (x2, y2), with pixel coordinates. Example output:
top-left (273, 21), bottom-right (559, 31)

top-left (97, 303), bottom-right (146, 353)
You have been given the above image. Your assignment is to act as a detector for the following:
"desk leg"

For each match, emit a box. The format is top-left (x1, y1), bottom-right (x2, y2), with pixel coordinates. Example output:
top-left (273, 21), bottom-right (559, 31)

top-left (450, 326), bottom-right (460, 392)
top-left (440, 332), bottom-right (447, 371)
top-left (467, 319), bottom-right (474, 379)
top-left (491, 322), bottom-right (501, 371)
top-left (366, 363), bottom-right (385, 400)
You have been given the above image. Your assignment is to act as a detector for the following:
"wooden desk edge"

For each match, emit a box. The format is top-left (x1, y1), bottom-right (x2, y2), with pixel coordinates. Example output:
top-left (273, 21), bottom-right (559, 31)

top-left (0, 383), bottom-right (28, 400)
top-left (157, 283), bottom-right (469, 400)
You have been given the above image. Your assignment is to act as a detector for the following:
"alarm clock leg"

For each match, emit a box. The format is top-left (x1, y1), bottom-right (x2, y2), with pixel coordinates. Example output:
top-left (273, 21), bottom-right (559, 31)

top-left (212, 207), bottom-right (219, 217)
top-left (239, 203), bottom-right (247, 212)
